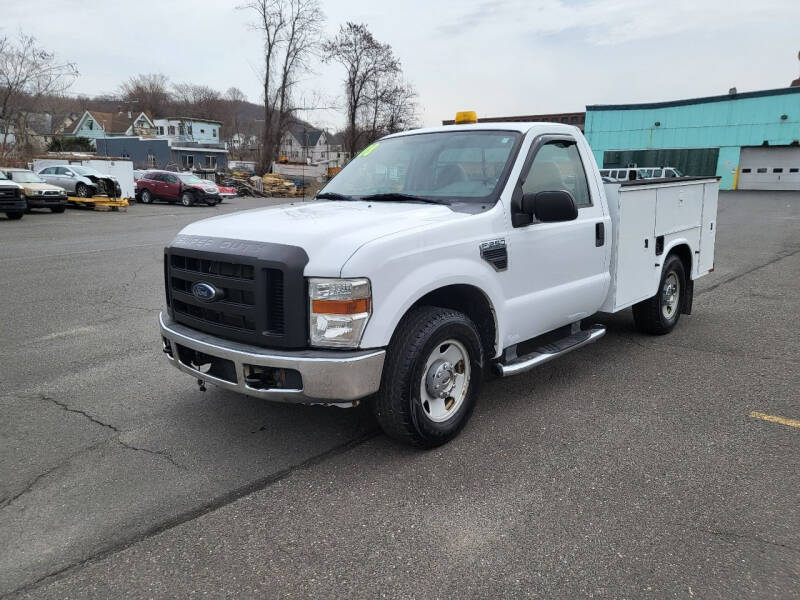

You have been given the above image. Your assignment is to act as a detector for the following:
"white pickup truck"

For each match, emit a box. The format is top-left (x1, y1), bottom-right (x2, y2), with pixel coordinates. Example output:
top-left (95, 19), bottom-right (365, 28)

top-left (159, 117), bottom-right (718, 447)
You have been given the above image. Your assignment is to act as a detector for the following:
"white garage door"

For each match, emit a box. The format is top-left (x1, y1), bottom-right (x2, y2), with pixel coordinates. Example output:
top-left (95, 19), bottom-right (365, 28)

top-left (739, 147), bottom-right (800, 190)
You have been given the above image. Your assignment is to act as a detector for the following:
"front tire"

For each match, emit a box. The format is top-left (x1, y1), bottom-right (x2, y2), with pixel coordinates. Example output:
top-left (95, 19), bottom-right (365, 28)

top-left (181, 192), bottom-right (195, 207)
top-left (76, 183), bottom-right (90, 198)
top-left (6, 211), bottom-right (23, 220)
top-left (632, 254), bottom-right (686, 335)
top-left (372, 306), bottom-right (484, 448)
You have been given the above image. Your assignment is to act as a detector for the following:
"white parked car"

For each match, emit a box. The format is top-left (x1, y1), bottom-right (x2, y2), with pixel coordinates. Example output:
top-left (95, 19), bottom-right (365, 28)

top-left (158, 118), bottom-right (718, 447)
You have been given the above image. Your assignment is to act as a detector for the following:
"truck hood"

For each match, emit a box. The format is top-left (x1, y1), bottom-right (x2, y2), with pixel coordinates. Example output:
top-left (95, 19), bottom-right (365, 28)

top-left (20, 182), bottom-right (65, 194)
top-left (176, 200), bottom-right (464, 275)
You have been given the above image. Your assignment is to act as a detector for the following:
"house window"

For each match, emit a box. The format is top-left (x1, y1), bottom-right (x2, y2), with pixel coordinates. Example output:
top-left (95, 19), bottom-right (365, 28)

top-left (179, 124), bottom-right (185, 135)
top-left (168, 125), bottom-right (175, 135)
top-left (200, 129), bottom-right (205, 134)
top-left (183, 155), bottom-right (194, 168)
top-left (87, 120), bottom-right (94, 130)
top-left (212, 129), bottom-right (217, 137)
top-left (147, 152), bottom-right (156, 167)
top-left (204, 156), bottom-right (217, 169)
top-left (188, 125), bottom-right (193, 135)
top-left (158, 126), bottom-right (164, 135)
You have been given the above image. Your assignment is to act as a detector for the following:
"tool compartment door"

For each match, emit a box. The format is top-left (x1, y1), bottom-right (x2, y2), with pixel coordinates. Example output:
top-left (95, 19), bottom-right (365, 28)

top-left (614, 187), bottom-right (659, 309)
top-left (655, 183), bottom-right (703, 235)
top-left (697, 181), bottom-right (718, 275)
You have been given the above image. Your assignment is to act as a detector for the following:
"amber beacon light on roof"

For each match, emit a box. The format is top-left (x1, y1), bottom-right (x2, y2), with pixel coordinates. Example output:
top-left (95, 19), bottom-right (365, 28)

top-left (453, 111), bottom-right (478, 124)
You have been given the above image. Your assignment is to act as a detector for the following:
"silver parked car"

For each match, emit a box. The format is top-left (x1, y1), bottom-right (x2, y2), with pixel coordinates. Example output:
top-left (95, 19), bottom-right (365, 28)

top-left (37, 165), bottom-right (122, 198)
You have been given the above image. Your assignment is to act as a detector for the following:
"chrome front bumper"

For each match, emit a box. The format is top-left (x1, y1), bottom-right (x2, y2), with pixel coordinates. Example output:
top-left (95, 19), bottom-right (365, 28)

top-left (159, 313), bottom-right (385, 404)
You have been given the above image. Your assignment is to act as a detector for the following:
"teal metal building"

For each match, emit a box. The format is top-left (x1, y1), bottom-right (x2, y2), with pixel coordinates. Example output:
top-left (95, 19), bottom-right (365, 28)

top-left (585, 86), bottom-right (800, 190)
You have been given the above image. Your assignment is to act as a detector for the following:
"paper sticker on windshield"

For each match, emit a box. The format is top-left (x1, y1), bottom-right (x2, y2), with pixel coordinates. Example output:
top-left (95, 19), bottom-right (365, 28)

top-left (360, 143), bottom-right (379, 157)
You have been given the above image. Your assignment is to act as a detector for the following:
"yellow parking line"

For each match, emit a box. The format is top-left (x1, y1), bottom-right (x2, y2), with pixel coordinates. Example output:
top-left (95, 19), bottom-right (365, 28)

top-left (749, 411), bottom-right (800, 429)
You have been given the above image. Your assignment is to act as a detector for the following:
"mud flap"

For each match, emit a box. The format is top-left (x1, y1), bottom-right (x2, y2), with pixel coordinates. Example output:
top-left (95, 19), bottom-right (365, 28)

top-left (682, 278), bottom-right (694, 315)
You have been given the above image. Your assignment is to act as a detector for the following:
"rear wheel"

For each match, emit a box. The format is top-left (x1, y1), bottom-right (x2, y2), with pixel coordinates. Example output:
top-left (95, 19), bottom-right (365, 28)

top-left (181, 192), bottom-right (195, 207)
top-left (51, 206), bottom-right (66, 213)
top-left (140, 189), bottom-right (152, 204)
top-left (632, 254), bottom-right (686, 335)
top-left (6, 211), bottom-right (23, 220)
top-left (372, 306), bottom-right (484, 448)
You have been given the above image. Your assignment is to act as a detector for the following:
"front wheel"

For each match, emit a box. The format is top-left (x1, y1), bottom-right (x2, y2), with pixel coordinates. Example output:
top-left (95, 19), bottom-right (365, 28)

top-left (180, 192), bottom-right (195, 207)
top-left (372, 306), bottom-right (484, 448)
top-left (6, 211), bottom-right (23, 220)
top-left (632, 254), bottom-right (686, 335)
top-left (75, 183), bottom-right (90, 198)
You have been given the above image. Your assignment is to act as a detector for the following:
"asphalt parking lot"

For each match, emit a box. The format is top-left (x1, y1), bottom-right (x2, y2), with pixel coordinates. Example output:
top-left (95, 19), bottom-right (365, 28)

top-left (1, 191), bottom-right (799, 598)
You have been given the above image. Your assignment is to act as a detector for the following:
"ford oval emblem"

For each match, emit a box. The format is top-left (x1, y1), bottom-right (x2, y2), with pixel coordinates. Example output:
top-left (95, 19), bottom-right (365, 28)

top-left (191, 281), bottom-right (223, 302)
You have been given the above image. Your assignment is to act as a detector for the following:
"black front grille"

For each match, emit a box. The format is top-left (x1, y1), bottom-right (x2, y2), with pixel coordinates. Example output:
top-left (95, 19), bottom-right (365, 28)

top-left (165, 235), bottom-right (308, 348)
top-left (0, 187), bottom-right (20, 199)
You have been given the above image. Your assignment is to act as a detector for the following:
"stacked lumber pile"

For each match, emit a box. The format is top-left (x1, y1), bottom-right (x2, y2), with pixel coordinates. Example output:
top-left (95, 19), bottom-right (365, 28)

top-left (262, 173), bottom-right (304, 197)
top-left (220, 172), bottom-right (307, 198)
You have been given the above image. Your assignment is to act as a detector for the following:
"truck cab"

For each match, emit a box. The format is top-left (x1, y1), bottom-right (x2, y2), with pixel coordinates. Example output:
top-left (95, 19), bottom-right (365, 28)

top-left (0, 170), bottom-right (26, 220)
top-left (159, 117), bottom-right (718, 447)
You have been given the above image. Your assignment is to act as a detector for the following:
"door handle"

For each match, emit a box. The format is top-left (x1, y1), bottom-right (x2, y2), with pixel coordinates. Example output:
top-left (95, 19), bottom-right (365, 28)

top-left (595, 222), bottom-right (605, 247)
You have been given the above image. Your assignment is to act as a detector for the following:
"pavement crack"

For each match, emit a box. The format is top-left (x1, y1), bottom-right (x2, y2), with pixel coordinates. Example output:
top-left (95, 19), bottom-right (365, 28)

top-left (38, 394), bottom-right (120, 432)
top-left (116, 440), bottom-right (187, 470)
top-left (8, 428), bottom-right (379, 598)
top-left (0, 441), bottom-right (105, 511)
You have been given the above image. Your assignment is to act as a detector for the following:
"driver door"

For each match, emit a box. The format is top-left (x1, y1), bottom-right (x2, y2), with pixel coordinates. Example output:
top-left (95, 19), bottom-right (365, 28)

top-left (503, 135), bottom-right (610, 343)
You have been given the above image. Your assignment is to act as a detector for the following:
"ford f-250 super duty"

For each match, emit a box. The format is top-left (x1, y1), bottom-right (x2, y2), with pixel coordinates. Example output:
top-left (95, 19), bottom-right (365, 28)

top-left (159, 113), bottom-right (718, 447)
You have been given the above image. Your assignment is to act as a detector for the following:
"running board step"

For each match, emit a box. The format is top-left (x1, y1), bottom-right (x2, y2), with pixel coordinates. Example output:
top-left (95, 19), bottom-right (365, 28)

top-left (495, 325), bottom-right (606, 377)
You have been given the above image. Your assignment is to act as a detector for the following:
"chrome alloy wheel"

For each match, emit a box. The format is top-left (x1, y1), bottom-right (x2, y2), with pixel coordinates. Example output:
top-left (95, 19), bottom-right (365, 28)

top-left (419, 339), bottom-right (471, 423)
top-left (661, 272), bottom-right (680, 320)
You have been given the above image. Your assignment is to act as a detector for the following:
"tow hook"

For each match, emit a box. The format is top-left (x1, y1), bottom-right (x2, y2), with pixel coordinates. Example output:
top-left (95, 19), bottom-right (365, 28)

top-left (197, 378), bottom-right (206, 392)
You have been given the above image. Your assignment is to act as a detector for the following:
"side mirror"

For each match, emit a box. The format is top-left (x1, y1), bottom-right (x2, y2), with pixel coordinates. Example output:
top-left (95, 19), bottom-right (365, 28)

top-left (521, 190), bottom-right (578, 223)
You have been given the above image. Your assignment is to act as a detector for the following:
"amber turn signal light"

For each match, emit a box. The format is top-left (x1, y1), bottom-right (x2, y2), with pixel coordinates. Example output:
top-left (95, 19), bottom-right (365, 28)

top-left (311, 298), bottom-right (371, 315)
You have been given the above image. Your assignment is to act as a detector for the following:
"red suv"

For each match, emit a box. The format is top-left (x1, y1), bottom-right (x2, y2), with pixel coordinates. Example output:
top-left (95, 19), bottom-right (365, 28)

top-left (136, 170), bottom-right (221, 206)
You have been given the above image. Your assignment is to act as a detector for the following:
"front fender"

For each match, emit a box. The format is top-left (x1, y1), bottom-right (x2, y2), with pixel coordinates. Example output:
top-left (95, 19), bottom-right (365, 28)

top-left (357, 256), bottom-right (506, 358)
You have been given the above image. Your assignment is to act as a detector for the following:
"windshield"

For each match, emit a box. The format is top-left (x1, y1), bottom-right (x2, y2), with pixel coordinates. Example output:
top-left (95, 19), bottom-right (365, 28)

top-left (177, 174), bottom-right (206, 185)
top-left (320, 130), bottom-right (522, 202)
top-left (10, 171), bottom-right (45, 183)
top-left (70, 166), bottom-right (103, 177)
top-left (0, 171), bottom-right (7, 180)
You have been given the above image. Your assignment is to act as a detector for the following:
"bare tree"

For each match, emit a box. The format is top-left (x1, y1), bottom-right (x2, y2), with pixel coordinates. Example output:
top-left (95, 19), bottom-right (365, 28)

top-left (241, 0), bottom-right (325, 173)
top-left (118, 73), bottom-right (171, 116)
top-left (381, 79), bottom-right (418, 135)
top-left (172, 83), bottom-right (224, 120)
top-left (224, 87), bottom-right (249, 157)
top-left (0, 33), bottom-right (78, 161)
top-left (323, 23), bottom-right (399, 158)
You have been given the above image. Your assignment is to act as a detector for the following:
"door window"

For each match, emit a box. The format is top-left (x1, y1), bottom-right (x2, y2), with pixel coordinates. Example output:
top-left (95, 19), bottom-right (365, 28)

top-left (522, 141), bottom-right (592, 208)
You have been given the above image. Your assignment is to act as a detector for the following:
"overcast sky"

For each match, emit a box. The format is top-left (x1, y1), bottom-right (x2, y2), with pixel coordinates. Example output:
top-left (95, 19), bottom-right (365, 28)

top-left (5, 0), bottom-right (800, 131)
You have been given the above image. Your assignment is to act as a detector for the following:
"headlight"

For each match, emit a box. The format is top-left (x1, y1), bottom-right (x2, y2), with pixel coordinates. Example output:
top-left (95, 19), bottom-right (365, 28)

top-left (309, 278), bottom-right (371, 348)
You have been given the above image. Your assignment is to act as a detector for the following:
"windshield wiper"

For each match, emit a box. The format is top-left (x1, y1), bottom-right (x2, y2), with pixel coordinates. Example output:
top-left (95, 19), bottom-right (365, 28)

top-left (315, 192), bottom-right (354, 201)
top-left (360, 192), bottom-right (450, 205)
